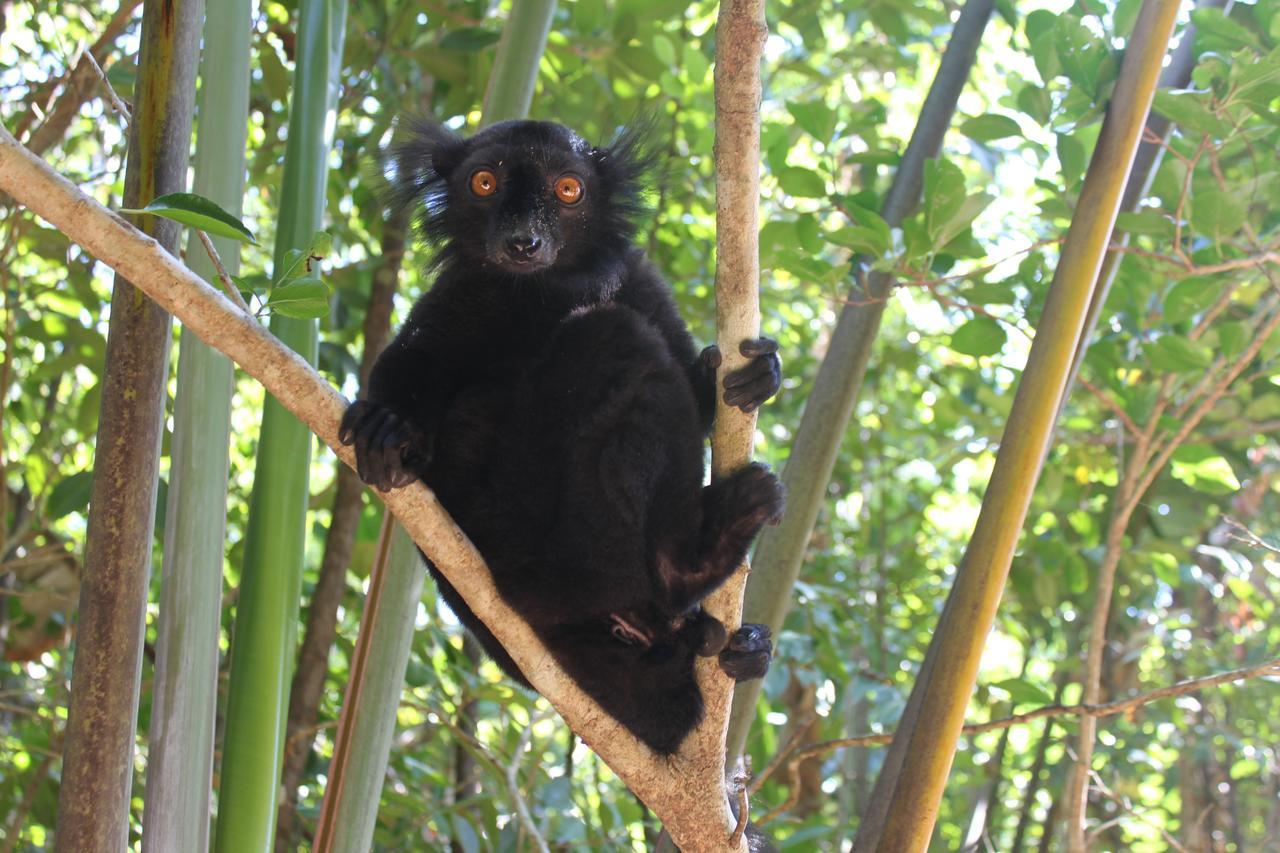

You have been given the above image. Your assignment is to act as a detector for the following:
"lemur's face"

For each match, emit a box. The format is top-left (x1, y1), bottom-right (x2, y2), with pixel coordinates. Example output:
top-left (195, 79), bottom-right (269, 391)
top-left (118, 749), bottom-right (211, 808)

top-left (450, 124), bottom-right (594, 273)
top-left (398, 120), bottom-right (646, 277)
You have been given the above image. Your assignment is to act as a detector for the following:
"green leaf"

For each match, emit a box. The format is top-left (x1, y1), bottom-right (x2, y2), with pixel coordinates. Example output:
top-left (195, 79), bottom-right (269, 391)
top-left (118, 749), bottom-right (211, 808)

top-left (1056, 133), bottom-right (1086, 191)
top-left (1163, 277), bottom-right (1217, 324)
top-left (1152, 90), bottom-right (1229, 138)
top-left (1243, 393), bottom-right (1280, 421)
top-left (959, 113), bottom-right (1022, 142)
top-left (924, 159), bottom-right (966, 239)
top-left (1190, 187), bottom-right (1248, 242)
top-left (932, 192), bottom-right (992, 249)
top-left (681, 42), bottom-right (709, 83)
top-left (47, 470), bottom-right (94, 519)
top-left (1114, 210), bottom-right (1169, 235)
top-left (266, 276), bottom-right (330, 319)
top-left (788, 100), bottom-right (837, 141)
top-left (439, 27), bottom-right (502, 51)
top-left (1144, 335), bottom-right (1213, 373)
top-left (1172, 453), bottom-right (1240, 494)
top-left (826, 226), bottom-right (888, 257)
top-left (1016, 85), bottom-right (1052, 126)
top-left (950, 317), bottom-right (1006, 358)
top-left (1191, 7), bottom-right (1260, 51)
top-left (990, 678), bottom-right (1054, 707)
top-left (273, 231), bottom-right (331, 286)
top-left (650, 34), bottom-right (676, 68)
top-left (1230, 55), bottom-right (1280, 103)
top-left (1216, 321), bottom-right (1247, 358)
top-left (777, 167), bottom-right (827, 198)
top-left (120, 192), bottom-right (257, 244)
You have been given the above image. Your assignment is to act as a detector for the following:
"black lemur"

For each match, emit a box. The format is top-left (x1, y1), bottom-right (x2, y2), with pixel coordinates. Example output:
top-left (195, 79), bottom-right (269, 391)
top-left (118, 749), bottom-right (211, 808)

top-left (340, 119), bottom-right (785, 755)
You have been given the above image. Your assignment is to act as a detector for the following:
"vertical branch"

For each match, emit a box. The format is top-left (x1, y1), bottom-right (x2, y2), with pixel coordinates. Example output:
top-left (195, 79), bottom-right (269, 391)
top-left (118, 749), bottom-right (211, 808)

top-left (852, 2), bottom-right (1182, 849)
top-left (708, 0), bottom-right (766, 480)
top-left (53, 1), bottom-right (203, 850)
top-left (700, 0), bottom-right (765, 760)
top-left (726, 0), bottom-right (996, 757)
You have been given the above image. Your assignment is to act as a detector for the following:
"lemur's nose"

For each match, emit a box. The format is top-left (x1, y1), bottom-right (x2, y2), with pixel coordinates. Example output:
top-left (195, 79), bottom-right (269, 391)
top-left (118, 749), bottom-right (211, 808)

top-left (506, 235), bottom-right (541, 258)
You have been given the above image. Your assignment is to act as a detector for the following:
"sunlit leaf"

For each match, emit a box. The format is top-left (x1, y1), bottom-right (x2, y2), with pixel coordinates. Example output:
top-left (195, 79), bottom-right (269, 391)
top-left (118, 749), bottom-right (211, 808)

top-left (120, 192), bottom-right (257, 244)
top-left (950, 317), bottom-right (1006, 357)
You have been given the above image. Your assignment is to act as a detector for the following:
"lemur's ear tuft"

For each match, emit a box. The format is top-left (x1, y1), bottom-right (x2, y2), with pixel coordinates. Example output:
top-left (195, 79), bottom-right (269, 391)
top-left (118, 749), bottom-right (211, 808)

top-left (588, 116), bottom-right (664, 240)
top-left (382, 118), bottom-right (466, 245)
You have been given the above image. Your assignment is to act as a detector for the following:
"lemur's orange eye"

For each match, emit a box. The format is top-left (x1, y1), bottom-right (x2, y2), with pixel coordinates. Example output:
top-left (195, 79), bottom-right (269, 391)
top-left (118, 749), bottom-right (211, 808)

top-left (555, 175), bottom-right (584, 205)
top-left (469, 170), bottom-right (498, 197)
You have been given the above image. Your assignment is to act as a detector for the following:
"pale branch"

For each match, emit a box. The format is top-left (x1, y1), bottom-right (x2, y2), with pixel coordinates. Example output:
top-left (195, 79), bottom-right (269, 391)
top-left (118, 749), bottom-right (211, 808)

top-left (755, 658), bottom-right (1280, 823)
top-left (695, 0), bottom-right (770, 847)
top-left (0, 124), bottom-right (740, 851)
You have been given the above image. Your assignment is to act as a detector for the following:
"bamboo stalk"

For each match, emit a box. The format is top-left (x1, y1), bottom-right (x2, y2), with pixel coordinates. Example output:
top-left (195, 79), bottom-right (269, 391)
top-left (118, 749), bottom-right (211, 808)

top-left (312, 521), bottom-right (425, 851)
top-left (143, 1), bottom-right (251, 850)
top-left (852, 2), bottom-right (1182, 849)
top-left (214, 1), bottom-right (347, 849)
top-left (52, 1), bottom-right (202, 849)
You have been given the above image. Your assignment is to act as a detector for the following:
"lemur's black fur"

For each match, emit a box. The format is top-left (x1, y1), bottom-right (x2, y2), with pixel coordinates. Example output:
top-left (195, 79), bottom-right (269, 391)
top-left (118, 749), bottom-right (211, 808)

top-left (341, 120), bottom-right (784, 754)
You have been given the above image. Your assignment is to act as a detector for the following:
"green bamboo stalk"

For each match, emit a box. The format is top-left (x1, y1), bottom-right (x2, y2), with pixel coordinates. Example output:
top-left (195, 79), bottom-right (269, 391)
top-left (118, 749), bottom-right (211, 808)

top-left (214, 1), bottom-right (347, 850)
top-left (851, 2), bottom-right (1182, 848)
top-left (311, 4), bottom-right (555, 847)
top-left (725, 0), bottom-right (995, 759)
top-left (480, 0), bottom-right (556, 124)
top-left (52, 1), bottom-right (202, 849)
top-left (143, 1), bottom-right (251, 850)
top-left (312, 522), bottom-right (424, 851)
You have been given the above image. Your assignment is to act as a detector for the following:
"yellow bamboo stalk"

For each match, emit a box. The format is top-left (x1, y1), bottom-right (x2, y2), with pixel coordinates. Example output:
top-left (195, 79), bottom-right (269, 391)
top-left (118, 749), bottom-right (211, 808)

top-left (852, 1), bottom-right (1183, 849)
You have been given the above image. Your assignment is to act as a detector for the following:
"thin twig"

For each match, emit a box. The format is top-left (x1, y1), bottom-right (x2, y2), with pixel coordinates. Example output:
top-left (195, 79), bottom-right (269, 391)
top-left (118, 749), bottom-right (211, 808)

top-left (1222, 517), bottom-right (1280, 554)
top-left (196, 229), bottom-right (251, 312)
top-left (1078, 377), bottom-right (1140, 437)
top-left (81, 48), bottom-right (131, 123)
top-left (505, 711), bottom-right (551, 853)
top-left (729, 782), bottom-right (749, 848)
top-left (757, 658), bottom-right (1280, 823)
top-left (1086, 769), bottom-right (1190, 853)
